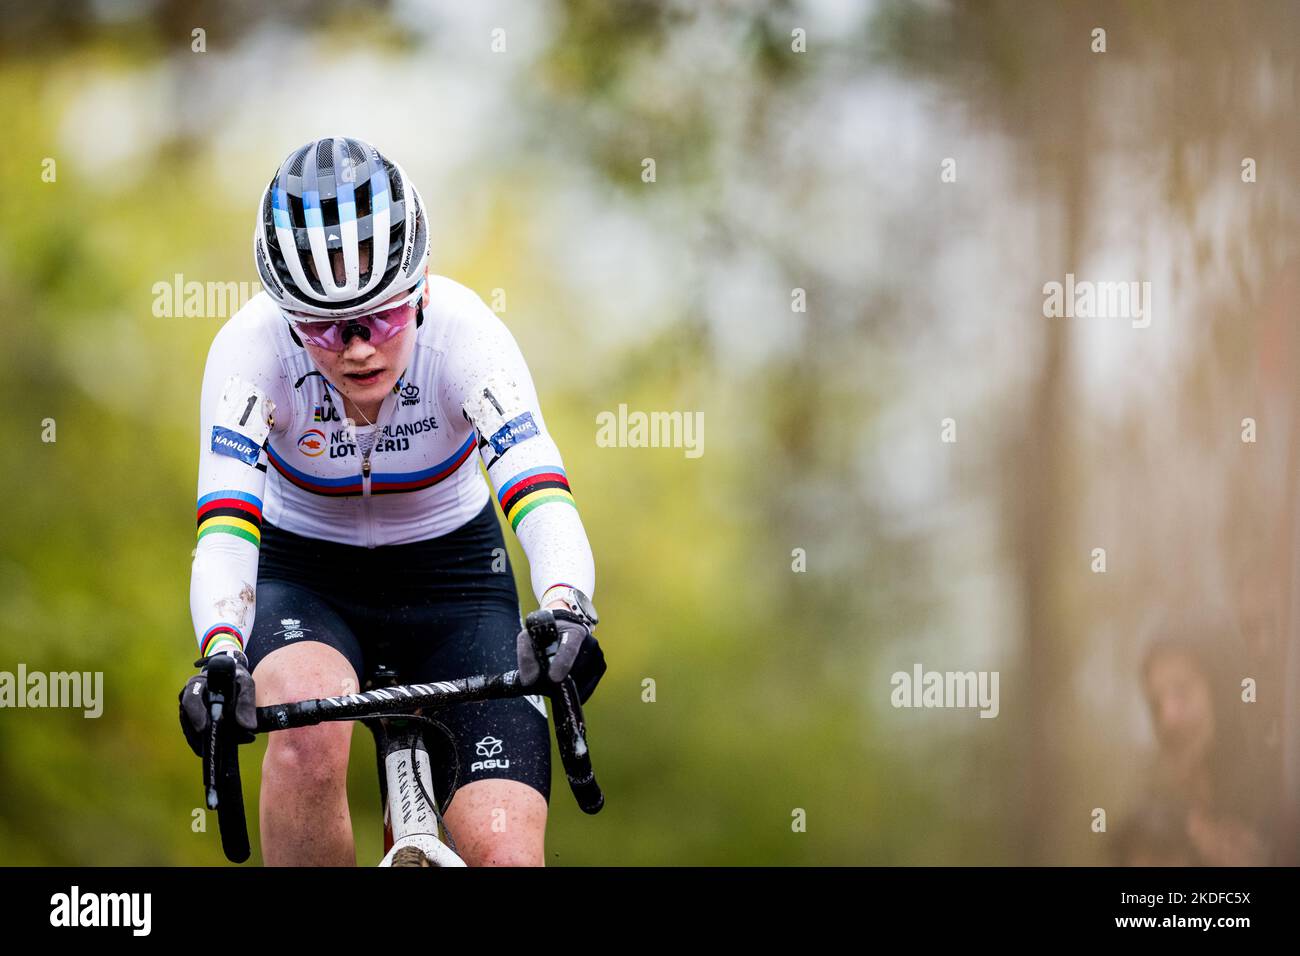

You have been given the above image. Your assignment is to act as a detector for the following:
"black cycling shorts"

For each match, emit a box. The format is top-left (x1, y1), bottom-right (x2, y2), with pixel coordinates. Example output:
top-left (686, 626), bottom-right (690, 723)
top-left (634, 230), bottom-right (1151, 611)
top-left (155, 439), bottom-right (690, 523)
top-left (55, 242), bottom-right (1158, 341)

top-left (244, 497), bottom-right (550, 808)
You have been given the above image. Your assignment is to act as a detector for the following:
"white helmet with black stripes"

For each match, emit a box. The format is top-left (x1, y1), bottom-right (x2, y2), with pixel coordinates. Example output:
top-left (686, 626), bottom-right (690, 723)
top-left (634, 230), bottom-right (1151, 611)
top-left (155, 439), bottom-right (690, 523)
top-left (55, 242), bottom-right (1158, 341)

top-left (254, 136), bottom-right (429, 319)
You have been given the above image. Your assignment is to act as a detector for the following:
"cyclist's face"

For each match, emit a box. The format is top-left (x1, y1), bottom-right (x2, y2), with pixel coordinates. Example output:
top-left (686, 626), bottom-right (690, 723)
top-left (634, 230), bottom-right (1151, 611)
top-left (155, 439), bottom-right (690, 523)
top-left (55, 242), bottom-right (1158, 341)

top-left (302, 276), bottom-right (430, 408)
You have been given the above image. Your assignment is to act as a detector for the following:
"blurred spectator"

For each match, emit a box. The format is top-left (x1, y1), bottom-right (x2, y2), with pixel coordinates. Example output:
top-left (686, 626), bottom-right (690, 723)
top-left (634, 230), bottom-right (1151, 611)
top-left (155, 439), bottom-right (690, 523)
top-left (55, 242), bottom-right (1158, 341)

top-left (1127, 620), bottom-right (1275, 865)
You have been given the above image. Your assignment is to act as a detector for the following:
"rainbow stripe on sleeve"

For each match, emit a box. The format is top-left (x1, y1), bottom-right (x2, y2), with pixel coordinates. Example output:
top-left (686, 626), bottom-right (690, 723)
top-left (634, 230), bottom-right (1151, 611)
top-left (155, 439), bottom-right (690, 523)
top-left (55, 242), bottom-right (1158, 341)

top-left (497, 466), bottom-right (576, 531)
top-left (200, 623), bottom-right (244, 656)
top-left (196, 490), bottom-right (264, 547)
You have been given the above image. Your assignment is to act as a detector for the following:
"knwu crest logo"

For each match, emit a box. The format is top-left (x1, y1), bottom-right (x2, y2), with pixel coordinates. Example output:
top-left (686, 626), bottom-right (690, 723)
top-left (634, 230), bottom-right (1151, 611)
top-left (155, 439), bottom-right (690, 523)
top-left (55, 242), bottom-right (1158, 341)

top-left (273, 618), bottom-right (311, 641)
top-left (471, 734), bottom-right (509, 772)
top-left (400, 383), bottom-right (420, 407)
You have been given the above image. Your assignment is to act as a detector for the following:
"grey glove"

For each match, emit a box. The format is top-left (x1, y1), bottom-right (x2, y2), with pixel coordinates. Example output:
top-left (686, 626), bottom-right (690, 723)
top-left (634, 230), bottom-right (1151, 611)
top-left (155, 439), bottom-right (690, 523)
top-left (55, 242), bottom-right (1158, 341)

top-left (179, 650), bottom-right (258, 757)
top-left (517, 610), bottom-right (607, 703)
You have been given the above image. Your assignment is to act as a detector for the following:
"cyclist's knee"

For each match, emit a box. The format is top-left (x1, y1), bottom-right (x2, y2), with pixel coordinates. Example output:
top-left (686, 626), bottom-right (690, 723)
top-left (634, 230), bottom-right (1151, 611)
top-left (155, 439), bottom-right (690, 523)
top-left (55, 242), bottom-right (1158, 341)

top-left (252, 640), bottom-right (359, 706)
top-left (264, 721), bottom-right (351, 787)
top-left (445, 780), bottom-right (547, 866)
top-left (254, 642), bottom-right (357, 791)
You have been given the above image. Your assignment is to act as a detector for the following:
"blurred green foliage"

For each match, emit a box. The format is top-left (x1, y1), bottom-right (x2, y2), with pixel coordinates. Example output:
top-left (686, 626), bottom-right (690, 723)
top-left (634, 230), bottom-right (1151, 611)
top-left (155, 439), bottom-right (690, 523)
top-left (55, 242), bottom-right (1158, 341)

top-left (1, 0), bottom-right (1295, 866)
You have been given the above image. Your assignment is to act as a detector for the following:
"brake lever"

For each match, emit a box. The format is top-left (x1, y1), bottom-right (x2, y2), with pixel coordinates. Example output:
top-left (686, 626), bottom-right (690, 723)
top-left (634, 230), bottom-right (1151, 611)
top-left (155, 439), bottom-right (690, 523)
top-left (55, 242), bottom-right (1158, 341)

top-left (525, 610), bottom-right (604, 814)
top-left (526, 608), bottom-right (560, 677)
top-left (204, 655), bottom-right (251, 863)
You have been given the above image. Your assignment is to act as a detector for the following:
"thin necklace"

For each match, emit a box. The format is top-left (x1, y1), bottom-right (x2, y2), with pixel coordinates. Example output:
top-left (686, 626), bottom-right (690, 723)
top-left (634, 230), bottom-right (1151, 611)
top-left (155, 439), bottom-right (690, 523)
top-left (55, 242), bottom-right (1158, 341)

top-left (349, 401), bottom-right (377, 428)
top-left (320, 374), bottom-right (379, 428)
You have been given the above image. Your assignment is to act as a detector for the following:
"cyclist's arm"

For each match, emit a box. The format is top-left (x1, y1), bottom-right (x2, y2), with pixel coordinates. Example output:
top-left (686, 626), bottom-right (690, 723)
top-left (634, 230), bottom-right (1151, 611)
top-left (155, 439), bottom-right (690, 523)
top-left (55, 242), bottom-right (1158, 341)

top-left (189, 311), bottom-right (284, 659)
top-left (439, 291), bottom-right (596, 608)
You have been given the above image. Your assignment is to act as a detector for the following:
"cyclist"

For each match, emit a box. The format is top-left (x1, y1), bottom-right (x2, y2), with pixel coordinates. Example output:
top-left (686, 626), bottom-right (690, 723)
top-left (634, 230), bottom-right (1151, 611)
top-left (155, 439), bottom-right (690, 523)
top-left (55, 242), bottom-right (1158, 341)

top-left (178, 135), bottom-right (603, 866)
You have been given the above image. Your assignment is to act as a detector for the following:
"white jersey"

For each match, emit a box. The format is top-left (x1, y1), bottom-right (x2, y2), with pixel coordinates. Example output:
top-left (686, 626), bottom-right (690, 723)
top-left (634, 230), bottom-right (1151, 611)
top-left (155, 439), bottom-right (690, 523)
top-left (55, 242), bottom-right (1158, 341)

top-left (189, 275), bottom-right (594, 658)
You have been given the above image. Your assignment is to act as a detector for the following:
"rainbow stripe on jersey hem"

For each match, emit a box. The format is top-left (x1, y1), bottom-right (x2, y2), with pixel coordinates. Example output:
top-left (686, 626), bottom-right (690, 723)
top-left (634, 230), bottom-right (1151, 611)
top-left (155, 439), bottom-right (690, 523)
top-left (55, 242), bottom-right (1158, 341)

top-left (371, 435), bottom-right (477, 495)
top-left (265, 434), bottom-right (476, 497)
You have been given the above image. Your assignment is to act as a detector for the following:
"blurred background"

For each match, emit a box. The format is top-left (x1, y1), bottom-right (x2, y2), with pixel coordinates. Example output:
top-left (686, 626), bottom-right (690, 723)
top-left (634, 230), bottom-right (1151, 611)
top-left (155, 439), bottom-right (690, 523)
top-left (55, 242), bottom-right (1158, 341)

top-left (1, 0), bottom-right (1298, 865)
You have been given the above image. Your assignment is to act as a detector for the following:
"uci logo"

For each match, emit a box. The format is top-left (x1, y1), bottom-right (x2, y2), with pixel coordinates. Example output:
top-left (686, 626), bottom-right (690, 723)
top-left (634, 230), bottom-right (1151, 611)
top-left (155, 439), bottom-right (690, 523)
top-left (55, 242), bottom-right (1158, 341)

top-left (298, 428), bottom-right (326, 457)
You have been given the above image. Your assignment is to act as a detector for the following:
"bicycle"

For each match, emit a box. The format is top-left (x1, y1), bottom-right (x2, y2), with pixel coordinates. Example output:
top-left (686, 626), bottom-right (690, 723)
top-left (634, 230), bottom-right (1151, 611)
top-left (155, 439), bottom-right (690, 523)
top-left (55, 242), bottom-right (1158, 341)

top-left (198, 608), bottom-right (604, 866)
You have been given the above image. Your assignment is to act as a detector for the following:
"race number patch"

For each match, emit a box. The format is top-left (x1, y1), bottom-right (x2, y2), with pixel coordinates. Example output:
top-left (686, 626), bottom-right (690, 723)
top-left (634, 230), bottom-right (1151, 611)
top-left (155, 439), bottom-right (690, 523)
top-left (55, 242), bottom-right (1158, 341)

top-left (210, 375), bottom-right (274, 466)
top-left (463, 378), bottom-right (526, 436)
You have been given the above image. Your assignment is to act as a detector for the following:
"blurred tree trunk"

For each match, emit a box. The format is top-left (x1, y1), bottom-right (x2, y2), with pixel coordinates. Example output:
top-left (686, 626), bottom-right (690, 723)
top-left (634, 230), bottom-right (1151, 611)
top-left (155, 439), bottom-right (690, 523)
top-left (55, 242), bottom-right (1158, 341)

top-left (1012, 8), bottom-right (1094, 867)
top-left (1018, 157), bottom-right (1085, 865)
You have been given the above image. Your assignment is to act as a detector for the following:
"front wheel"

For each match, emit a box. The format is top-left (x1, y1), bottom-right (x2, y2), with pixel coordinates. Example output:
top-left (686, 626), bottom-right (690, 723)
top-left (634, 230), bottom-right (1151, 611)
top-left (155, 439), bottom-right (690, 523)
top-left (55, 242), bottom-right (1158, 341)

top-left (390, 845), bottom-right (432, 867)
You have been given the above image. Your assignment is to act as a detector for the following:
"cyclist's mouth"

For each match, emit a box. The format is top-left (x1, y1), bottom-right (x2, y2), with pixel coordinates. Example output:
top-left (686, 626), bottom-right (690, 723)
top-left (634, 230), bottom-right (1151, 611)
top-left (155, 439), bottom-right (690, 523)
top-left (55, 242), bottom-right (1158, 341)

top-left (345, 368), bottom-right (384, 385)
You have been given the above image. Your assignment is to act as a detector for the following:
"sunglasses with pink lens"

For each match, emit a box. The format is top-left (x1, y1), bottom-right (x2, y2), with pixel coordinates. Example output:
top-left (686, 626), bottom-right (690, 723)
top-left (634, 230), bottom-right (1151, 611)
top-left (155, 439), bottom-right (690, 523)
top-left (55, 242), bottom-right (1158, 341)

top-left (288, 281), bottom-right (424, 352)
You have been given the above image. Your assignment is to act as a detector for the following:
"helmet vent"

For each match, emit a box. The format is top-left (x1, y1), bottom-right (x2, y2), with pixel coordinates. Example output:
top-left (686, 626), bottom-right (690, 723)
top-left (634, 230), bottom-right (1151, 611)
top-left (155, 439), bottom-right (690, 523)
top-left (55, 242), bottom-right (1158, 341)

top-left (384, 159), bottom-right (404, 202)
top-left (256, 137), bottom-right (428, 314)
top-left (315, 138), bottom-right (335, 174)
top-left (286, 146), bottom-right (310, 178)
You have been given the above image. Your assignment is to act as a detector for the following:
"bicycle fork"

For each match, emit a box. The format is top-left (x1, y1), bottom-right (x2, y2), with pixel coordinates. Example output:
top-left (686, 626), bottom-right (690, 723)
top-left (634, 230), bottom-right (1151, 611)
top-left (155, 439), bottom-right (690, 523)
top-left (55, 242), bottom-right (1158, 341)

top-left (368, 716), bottom-right (466, 867)
top-left (361, 659), bottom-right (464, 868)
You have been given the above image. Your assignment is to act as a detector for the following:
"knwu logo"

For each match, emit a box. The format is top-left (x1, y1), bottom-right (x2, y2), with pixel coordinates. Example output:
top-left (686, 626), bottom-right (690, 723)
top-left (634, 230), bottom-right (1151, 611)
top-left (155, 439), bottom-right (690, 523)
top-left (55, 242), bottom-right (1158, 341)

top-left (471, 734), bottom-right (509, 772)
top-left (400, 383), bottom-right (420, 406)
top-left (274, 618), bottom-right (310, 641)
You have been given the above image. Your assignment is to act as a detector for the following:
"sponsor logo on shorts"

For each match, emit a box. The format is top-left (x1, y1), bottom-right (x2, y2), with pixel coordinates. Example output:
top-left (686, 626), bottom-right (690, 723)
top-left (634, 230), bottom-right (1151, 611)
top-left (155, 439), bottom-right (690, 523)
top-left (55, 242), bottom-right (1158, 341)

top-left (471, 734), bottom-right (510, 772)
top-left (273, 618), bottom-right (311, 641)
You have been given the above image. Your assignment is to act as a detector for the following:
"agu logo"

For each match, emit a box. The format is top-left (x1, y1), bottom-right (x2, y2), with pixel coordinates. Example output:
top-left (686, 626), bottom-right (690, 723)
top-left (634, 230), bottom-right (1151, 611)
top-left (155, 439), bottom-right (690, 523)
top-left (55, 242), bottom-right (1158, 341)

top-left (471, 734), bottom-right (510, 772)
top-left (298, 428), bottom-right (326, 457)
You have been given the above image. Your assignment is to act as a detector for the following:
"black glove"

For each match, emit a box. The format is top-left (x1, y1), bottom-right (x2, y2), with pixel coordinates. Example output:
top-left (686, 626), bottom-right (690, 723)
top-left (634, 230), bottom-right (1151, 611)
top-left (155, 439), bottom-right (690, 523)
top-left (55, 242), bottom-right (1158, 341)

top-left (517, 610), bottom-right (606, 704)
top-left (179, 650), bottom-right (258, 757)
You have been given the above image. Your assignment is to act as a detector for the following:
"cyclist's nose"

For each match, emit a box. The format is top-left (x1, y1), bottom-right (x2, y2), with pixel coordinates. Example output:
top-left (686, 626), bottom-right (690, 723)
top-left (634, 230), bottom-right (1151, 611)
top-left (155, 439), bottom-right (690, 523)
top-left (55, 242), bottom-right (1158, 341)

top-left (341, 328), bottom-right (376, 360)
